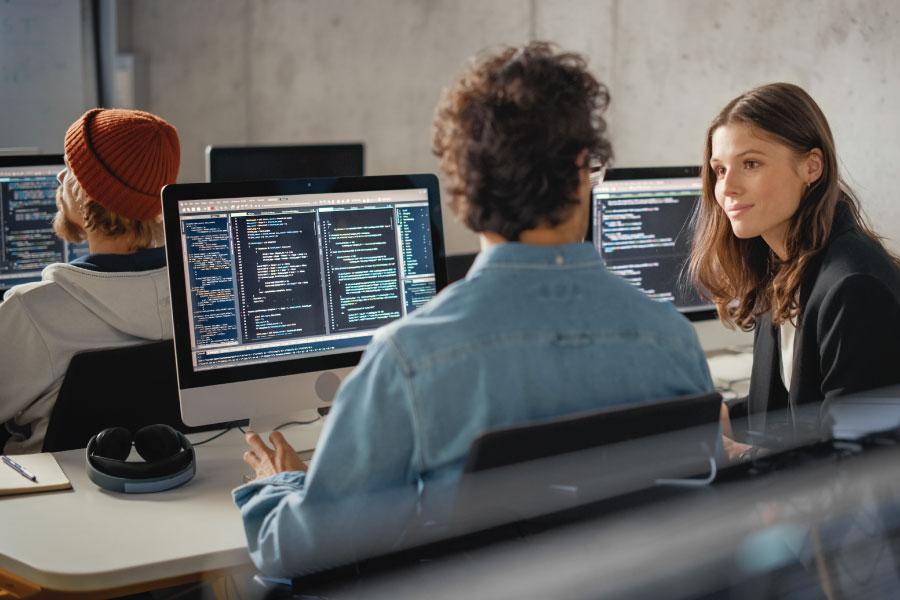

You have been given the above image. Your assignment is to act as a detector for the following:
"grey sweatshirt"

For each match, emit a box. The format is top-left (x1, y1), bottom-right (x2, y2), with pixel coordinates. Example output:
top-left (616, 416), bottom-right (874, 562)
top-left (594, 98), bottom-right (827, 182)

top-left (1, 263), bottom-right (172, 453)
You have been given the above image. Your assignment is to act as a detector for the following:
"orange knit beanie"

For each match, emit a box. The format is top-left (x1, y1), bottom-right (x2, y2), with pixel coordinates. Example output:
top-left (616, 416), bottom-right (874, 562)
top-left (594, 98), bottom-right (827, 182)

top-left (64, 108), bottom-right (180, 221)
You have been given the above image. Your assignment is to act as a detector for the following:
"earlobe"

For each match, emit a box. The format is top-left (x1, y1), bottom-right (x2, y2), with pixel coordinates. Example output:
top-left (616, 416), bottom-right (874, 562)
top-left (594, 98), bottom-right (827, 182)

top-left (807, 149), bottom-right (824, 184)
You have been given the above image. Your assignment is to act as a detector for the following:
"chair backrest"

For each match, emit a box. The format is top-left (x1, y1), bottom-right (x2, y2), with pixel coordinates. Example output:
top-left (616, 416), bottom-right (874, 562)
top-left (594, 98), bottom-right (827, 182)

top-left (43, 340), bottom-right (190, 452)
top-left (453, 391), bottom-right (722, 528)
top-left (446, 252), bottom-right (477, 284)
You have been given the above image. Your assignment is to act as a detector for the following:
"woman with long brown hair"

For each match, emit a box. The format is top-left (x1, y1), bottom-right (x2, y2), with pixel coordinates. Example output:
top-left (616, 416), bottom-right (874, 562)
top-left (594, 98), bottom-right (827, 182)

top-left (689, 82), bottom-right (900, 461)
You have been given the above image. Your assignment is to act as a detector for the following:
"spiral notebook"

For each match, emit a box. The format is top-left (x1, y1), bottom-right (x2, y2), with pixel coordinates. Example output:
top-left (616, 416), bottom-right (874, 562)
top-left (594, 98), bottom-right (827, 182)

top-left (0, 453), bottom-right (72, 496)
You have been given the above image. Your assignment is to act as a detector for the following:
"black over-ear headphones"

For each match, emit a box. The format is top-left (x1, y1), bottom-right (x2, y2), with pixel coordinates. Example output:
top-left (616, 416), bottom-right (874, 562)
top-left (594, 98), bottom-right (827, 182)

top-left (85, 424), bottom-right (196, 493)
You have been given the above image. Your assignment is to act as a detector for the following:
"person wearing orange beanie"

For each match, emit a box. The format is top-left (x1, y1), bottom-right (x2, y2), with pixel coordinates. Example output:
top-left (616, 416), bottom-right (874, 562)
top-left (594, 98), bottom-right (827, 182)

top-left (1, 108), bottom-right (181, 454)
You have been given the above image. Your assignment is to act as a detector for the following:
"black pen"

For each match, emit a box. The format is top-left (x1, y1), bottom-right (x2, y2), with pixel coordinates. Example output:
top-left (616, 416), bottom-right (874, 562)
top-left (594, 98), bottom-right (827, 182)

top-left (2, 455), bottom-right (38, 483)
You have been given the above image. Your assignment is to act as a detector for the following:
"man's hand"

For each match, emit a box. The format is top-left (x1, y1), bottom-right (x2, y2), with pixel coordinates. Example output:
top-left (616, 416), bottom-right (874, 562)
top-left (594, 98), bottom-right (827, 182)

top-left (243, 430), bottom-right (308, 480)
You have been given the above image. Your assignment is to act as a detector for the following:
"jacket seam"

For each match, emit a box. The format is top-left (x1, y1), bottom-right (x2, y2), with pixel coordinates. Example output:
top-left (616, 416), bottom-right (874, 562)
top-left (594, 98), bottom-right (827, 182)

top-left (5, 293), bottom-right (55, 376)
top-left (385, 335), bottom-right (426, 481)
top-left (405, 330), bottom-right (693, 371)
top-left (47, 264), bottom-right (167, 280)
top-left (471, 260), bottom-right (606, 274)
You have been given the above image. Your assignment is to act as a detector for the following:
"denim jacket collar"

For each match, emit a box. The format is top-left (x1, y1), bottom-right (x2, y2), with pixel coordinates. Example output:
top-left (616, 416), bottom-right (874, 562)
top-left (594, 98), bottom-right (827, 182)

top-left (468, 241), bottom-right (604, 276)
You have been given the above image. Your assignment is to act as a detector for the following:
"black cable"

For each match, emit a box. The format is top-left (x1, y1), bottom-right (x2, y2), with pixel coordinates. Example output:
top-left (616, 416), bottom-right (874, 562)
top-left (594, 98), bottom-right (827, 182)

top-left (190, 421), bottom-right (245, 446)
top-left (189, 416), bottom-right (321, 445)
top-left (275, 416), bottom-right (321, 430)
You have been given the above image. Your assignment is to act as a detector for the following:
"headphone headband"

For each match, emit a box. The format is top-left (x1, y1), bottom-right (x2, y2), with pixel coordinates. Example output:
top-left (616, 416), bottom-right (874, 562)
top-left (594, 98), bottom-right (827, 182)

top-left (85, 426), bottom-right (196, 494)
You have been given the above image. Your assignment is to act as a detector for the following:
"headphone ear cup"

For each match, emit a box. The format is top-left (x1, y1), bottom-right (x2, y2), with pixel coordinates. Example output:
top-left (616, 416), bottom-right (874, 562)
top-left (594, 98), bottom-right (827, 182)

top-left (86, 423), bottom-right (196, 492)
top-left (134, 424), bottom-right (182, 462)
top-left (93, 427), bottom-right (133, 461)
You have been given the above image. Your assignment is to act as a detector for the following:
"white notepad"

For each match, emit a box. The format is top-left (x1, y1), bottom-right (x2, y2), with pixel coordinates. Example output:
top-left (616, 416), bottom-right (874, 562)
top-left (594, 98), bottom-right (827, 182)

top-left (0, 453), bottom-right (72, 496)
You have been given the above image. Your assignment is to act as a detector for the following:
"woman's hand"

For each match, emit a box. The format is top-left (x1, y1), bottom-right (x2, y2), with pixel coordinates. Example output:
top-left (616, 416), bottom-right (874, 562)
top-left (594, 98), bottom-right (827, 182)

top-left (721, 435), bottom-right (753, 463)
top-left (720, 401), bottom-right (755, 462)
top-left (243, 430), bottom-right (308, 480)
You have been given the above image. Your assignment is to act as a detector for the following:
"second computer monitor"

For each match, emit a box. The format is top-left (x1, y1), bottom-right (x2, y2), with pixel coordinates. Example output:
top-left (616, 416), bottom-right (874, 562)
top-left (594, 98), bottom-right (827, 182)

top-left (592, 166), bottom-right (713, 316)
top-left (0, 155), bottom-right (89, 295)
top-left (205, 143), bottom-right (364, 183)
top-left (162, 174), bottom-right (446, 426)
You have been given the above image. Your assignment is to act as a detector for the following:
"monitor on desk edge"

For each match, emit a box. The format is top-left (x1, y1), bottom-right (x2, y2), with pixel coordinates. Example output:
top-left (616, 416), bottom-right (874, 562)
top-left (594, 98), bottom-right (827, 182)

top-left (590, 165), bottom-right (716, 321)
top-left (0, 154), bottom-right (89, 297)
top-left (162, 174), bottom-right (447, 427)
top-left (205, 143), bottom-right (365, 183)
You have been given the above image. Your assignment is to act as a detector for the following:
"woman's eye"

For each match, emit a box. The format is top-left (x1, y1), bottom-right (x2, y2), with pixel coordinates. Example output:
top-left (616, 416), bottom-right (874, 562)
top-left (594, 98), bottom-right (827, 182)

top-left (745, 160), bottom-right (759, 169)
top-left (714, 166), bottom-right (726, 177)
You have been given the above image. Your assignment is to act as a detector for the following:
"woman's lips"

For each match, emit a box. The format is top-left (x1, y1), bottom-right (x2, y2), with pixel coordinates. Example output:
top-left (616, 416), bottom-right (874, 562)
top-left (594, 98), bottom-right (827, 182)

top-left (726, 203), bottom-right (753, 217)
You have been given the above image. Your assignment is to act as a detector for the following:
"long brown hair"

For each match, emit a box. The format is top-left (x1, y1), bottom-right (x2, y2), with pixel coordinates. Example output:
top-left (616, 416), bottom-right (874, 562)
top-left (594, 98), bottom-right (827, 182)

top-left (689, 82), bottom-right (894, 330)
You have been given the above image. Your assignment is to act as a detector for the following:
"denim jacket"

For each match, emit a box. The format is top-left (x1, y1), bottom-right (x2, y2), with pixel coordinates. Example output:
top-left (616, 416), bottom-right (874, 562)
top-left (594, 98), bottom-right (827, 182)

top-left (234, 242), bottom-right (713, 577)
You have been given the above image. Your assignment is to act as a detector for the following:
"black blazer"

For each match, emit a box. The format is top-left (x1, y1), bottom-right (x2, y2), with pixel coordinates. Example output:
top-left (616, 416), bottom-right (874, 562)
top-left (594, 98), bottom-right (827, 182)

top-left (738, 203), bottom-right (900, 439)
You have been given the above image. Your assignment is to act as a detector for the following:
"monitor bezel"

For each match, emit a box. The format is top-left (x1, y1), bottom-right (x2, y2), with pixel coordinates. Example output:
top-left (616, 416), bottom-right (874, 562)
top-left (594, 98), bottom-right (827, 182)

top-left (162, 173), bottom-right (447, 390)
top-left (601, 165), bottom-right (701, 181)
top-left (0, 154), bottom-right (65, 169)
top-left (586, 165), bottom-right (701, 243)
top-left (589, 165), bottom-right (716, 321)
top-left (205, 142), bottom-right (365, 183)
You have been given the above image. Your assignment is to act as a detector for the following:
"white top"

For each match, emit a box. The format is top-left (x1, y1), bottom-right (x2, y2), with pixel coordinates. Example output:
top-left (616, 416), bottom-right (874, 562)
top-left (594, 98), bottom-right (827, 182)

top-left (779, 318), bottom-right (797, 390)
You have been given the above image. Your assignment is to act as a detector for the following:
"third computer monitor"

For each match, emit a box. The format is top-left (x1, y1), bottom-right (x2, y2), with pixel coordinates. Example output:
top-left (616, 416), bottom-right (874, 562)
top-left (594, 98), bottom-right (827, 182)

top-left (205, 143), bottom-right (364, 183)
top-left (0, 155), bottom-right (89, 295)
top-left (592, 166), bottom-right (714, 317)
top-left (162, 173), bottom-right (446, 426)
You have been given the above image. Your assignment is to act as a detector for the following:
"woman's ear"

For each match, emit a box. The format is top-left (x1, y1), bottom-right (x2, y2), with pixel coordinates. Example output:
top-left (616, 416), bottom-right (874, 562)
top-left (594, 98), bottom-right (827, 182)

top-left (806, 148), bottom-right (824, 184)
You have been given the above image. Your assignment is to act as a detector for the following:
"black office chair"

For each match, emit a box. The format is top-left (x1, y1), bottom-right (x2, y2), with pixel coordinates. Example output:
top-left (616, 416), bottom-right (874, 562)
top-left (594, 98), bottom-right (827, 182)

top-left (0, 422), bottom-right (10, 451)
top-left (301, 392), bottom-right (724, 591)
top-left (42, 340), bottom-right (221, 452)
top-left (273, 391), bottom-right (726, 598)
top-left (446, 252), bottom-right (478, 283)
top-left (451, 391), bottom-right (723, 531)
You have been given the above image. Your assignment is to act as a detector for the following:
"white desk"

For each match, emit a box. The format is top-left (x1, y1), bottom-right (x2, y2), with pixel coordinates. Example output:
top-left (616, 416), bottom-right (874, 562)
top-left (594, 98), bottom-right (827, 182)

top-left (692, 319), bottom-right (754, 401)
top-left (0, 323), bottom-right (753, 598)
top-left (691, 317), bottom-right (753, 354)
top-left (0, 421), bottom-right (323, 597)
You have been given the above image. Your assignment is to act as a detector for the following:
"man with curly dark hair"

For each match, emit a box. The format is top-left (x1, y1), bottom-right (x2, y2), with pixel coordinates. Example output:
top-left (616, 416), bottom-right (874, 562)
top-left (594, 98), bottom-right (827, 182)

top-left (234, 42), bottom-right (713, 579)
top-left (433, 42), bottom-right (613, 243)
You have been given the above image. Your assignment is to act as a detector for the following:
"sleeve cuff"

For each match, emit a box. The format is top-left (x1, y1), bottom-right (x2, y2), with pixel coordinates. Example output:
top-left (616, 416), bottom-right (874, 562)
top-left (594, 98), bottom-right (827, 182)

top-left (233, 470), bottom-right (306, 506)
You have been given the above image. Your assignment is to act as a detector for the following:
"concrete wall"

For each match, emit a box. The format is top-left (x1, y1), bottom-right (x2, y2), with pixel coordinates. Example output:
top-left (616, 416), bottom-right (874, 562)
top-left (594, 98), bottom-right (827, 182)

top-left (125, 0), bottom-right (900, 254)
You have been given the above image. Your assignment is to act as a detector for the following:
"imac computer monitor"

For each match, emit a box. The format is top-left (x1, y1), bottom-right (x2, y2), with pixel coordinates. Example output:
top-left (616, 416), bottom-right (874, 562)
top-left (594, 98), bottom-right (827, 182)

top-left (162, 174), bottom-right (447, 427)
top-left (1, 155), bottom-right (90, 296)
top-left (205, 143), bottom-right (365, 183)
top-left (591, 166), bottom-right (714, 318)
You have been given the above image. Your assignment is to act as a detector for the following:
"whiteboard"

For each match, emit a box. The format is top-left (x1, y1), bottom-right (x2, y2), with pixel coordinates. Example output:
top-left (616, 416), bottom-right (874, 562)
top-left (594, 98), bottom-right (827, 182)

top-left (0, 0), bottom-right (90, 154)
